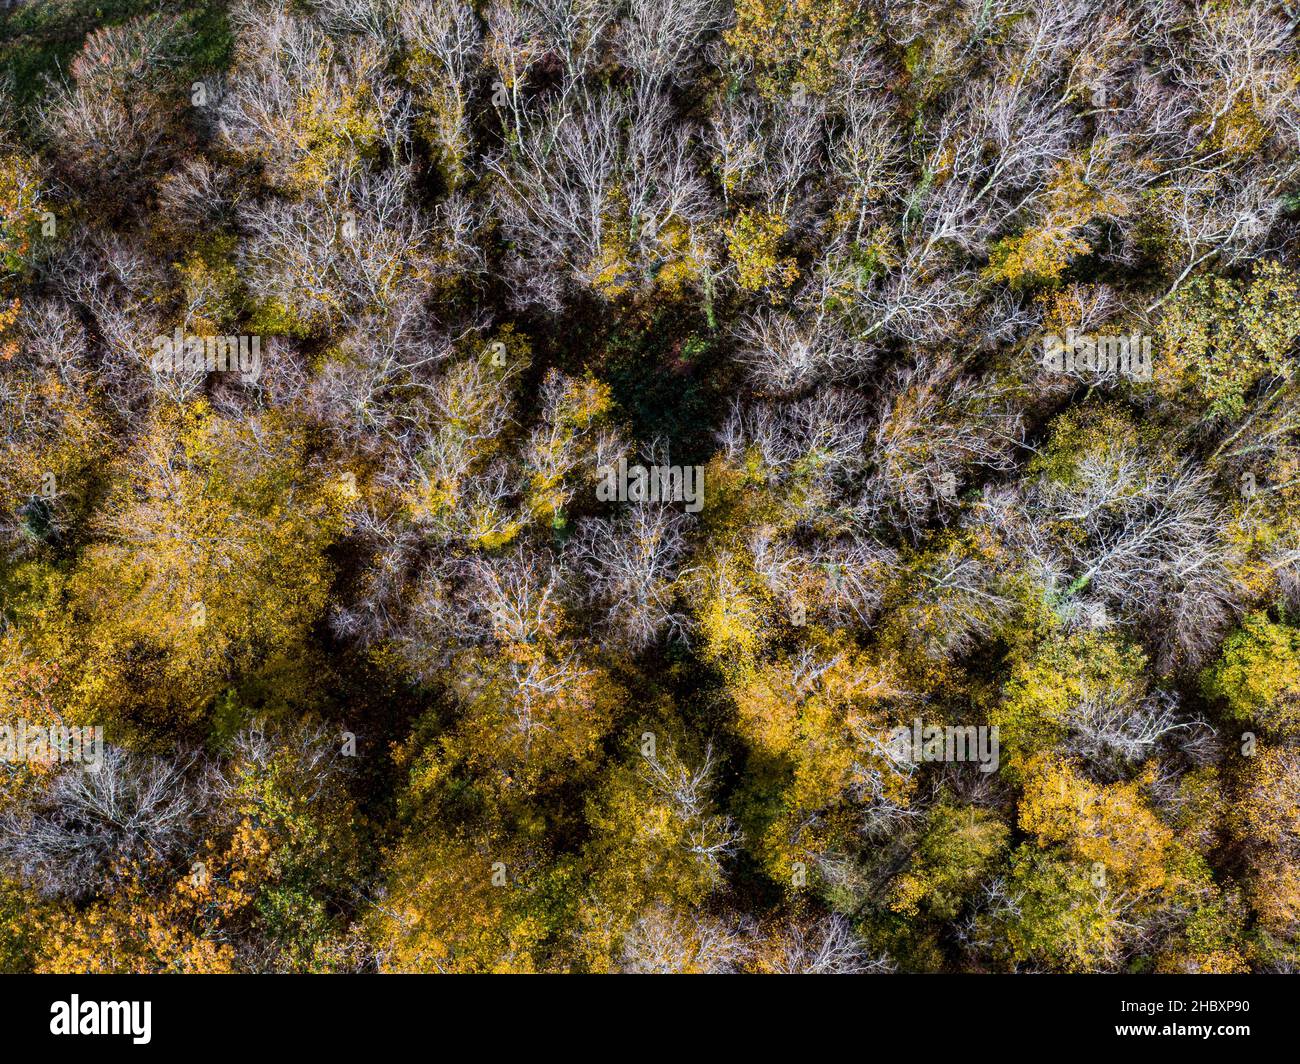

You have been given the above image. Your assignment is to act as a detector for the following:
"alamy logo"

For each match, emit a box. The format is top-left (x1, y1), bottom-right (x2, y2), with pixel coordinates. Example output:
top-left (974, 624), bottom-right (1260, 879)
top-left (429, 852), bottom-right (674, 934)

top-left (50, 996), bottom-right (151, 1045)
top-left (596, 458), bottom-right (704, 513)
top-left (1042, 330), bottom-right (1152, 381)
top-left (150, 329), bottom-right (262, 383)
top-left (0, 720), bottom-right (102, 770)
top-left (886, 719), bottom-right (1000, 774)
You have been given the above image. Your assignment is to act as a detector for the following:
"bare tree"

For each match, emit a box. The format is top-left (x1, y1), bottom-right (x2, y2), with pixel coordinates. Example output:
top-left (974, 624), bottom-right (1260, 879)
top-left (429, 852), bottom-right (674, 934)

top-left (617, 0), bottom-right (725, 85)
top-left (637, 739), bottom-right (739, 880)
top-left (717, 390), bottom-right (872, 530)
top-left (1, 747), bottom-right (206, 900)
top-left (399, 0), bottom-right (483, 187)
top-left (39, 15), bottom-right (187, 200)
top-left (1064, 687), bottom-right (1206, 780)
top-left (219, 4), bottom-right (409, 194)
top-left (1018, 450), bottom-right (1245, 670)
top-left (570, 505), bottom-right (691, 650)
top-left (487, 84), bottom-right (716, 308)
top-left (757, 914), bottom-right (892, 973)
top-left (239, 163), bottom-right (431, 332)
top-left (620, 905), bottom-right (750, 973)
top-left (828, 84), bottom-right (907, 246)
top-left (910, 76), bottom-right (1076, 262)
top-left (863, 356), bottom-right (1024, 536)
top-left (733, 275), bottom-right (865, 394)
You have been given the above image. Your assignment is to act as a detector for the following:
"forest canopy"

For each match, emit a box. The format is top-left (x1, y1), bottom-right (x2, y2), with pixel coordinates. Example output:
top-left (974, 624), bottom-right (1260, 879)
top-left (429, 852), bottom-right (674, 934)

top-left (2, 0), bottom-right (1300, 975)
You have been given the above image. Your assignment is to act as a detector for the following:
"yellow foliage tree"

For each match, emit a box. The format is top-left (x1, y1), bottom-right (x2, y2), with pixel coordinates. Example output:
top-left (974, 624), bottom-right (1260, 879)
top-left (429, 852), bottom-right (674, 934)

top-left (14, 403), bottom-right (343, 740)
top-left (1019, 756), bottom-right (1172, 893)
